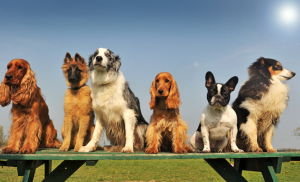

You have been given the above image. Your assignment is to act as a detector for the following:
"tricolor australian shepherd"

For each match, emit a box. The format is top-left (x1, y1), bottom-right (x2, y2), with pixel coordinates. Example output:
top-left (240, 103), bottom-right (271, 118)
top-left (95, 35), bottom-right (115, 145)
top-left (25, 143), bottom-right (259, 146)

top-left (233, 57), bottom-right (295, 152)
top-left (79, 48), bottom-right (148, 153)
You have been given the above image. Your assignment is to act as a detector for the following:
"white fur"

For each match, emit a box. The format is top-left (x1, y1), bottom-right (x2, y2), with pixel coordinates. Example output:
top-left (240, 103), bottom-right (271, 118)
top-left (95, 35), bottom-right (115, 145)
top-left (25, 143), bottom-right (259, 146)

top-left (190, 104), bottom-right (243, 153)
top-left (276, 67), bottom-right (294, 81)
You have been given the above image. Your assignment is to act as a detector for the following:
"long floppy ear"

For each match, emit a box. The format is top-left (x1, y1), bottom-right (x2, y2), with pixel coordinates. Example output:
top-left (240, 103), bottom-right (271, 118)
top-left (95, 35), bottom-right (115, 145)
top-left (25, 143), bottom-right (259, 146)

top-left (166, 77), bottom-right (181, 109)
top-left (149, 79), bottom-right (156, 110)
top-left (64, 52), bottom-right (72, 64)
top-left (75, 53), bottom-right (86, 64)
top-left (113, 55), bottom-right (121, 72)
top-left (225, 76), bottom-right (239, 92)
top-left (11, 67), bottom-right (37, 106)
top-left (0, 79), bottom-right (11, 107)
top-left (205, 71), bottom-right (215, 88)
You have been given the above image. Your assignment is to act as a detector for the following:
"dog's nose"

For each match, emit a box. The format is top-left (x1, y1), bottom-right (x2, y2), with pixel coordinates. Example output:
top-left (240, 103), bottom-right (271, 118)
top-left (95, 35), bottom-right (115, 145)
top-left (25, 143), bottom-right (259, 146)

top-left (158, 89), bottom-right (164, 94)
top-left (96, 56), bottom-right (103, 62)
top-left (292, 72), bottom-right (296, 77)
top-left (215, 95), bottom-right (221, 99)
top-left (5, 74), bottom-right (13, 80)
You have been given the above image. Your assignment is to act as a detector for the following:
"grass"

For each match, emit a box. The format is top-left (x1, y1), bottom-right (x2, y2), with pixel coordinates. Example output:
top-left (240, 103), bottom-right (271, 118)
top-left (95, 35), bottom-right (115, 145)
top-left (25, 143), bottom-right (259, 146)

top-left (0, 159), bottom-right (300, 181)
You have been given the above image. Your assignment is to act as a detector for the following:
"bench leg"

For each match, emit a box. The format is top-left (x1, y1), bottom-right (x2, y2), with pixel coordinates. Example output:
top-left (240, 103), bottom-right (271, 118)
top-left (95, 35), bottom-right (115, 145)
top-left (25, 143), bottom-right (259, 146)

top-left (205, 159), bottom-right (247, 182)
top-left (44, 160), bottom-right (52, 177)
top-left (260, 159), bottom-right (279, 182)
top-left (42, 160), bottom-right (85, 182)
top-left (22, 161), bottom-right (37, 182)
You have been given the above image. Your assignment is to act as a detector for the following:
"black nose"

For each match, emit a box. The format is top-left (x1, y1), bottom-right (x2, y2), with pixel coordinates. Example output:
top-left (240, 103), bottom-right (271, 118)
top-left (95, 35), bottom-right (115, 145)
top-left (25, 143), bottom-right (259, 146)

top-left (158, 89), bottom-right (164, 94)
top-left (292, 72), bottom-right (296, 77)
top-left (5, 74), bottom-right (13, 80)
top-left (215, 95), bottom-right (222, 99)
top-left (96, 56), bottom-right (102, 62)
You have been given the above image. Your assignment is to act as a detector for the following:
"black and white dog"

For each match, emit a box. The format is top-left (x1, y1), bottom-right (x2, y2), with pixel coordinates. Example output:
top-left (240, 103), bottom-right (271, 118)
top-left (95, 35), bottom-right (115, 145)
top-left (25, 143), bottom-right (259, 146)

top-left (190, 72), bottom-right (243, 153)
top-left (233, 57), bottom-right (295, 152)
top-left (79, 48), bottom-right (148, 153)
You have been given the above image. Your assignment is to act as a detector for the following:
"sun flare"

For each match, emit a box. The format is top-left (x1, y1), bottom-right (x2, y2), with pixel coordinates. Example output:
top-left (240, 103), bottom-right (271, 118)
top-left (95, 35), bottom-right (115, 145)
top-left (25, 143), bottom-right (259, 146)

top-left (279, 4), bottom-right (298, 25)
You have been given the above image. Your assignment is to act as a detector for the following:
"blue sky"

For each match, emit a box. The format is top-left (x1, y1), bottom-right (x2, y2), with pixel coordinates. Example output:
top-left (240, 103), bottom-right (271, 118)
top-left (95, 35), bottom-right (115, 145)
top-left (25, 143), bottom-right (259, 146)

top-left (0, 0), bottom-right (299, 149)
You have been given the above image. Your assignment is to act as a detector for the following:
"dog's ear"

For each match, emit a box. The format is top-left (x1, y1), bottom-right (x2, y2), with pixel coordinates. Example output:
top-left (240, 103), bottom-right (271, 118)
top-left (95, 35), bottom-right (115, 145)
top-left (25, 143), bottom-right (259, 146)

top-left (205, 71), bottom-right (215, 88)
top-left (113, 55), bottom-right (121, 72)
top-left (75, 53), bottom-right (86, 64)
top-left (149, 79), bottom-right (156, 110)
top-left (64, 52), bottom-right (72, 64)
top-left (11, 66), bottom-right (37, 106)
top-left (0, 78), bottom-right (11, 107)
top-left (166, 76), bottom-right (181, 109)
top-left (248, 57), bottom-right (271, 79)
top-left (225, 76), bottom-right (238, 92)
top-left (88, 55), bottom-right (94, 71)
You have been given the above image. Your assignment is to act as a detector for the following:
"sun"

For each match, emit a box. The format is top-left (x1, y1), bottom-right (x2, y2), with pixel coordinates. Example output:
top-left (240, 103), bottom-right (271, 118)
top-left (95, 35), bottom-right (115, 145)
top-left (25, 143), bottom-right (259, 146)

top-left (278, 4), bottom-right (298, 25)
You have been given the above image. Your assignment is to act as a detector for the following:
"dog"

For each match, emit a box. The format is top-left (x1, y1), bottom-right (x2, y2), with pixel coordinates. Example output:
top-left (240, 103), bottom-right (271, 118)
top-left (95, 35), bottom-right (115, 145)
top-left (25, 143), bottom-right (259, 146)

top-left (79, 48), bottom-right (148, 153)
top-left (190, 71), bottom-right (243, 153)
top-left (233, 57), bottom-right (295, 152)
top-left (59, 52), bottom-right (97, 152)
top-left (145, 72), bottom-right (193, 154)
top-left (0, 59), bottom-right (61, 154)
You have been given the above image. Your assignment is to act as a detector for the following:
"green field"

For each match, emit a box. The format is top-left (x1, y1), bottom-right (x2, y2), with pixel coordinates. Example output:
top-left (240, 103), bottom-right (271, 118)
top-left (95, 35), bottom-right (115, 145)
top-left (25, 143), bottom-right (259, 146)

top-left (0, 159), bottom-right (299, 181)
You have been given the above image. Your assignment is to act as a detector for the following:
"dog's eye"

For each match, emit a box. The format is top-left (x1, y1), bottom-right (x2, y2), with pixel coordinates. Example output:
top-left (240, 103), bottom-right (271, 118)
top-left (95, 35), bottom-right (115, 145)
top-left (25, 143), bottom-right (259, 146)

top-left (156, 79), bottom-right (159, 83)
top-left (273, 65), bottom-right (282, 70)
top-left (7, 66), bottom-right (10, 70)
top-left (210, 91), bottom-right (215, 96)
top-left (18, 66), bottom-right (23, 70)
top-left (165, 79), bottom-right (169, 83)
top-left (223, 93), bottom-right (228, 97)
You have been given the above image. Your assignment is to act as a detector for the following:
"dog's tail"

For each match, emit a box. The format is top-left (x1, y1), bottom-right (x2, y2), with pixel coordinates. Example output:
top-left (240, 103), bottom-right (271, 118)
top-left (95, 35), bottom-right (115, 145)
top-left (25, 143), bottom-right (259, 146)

top-left (135, 97), bottom-right (148, 151)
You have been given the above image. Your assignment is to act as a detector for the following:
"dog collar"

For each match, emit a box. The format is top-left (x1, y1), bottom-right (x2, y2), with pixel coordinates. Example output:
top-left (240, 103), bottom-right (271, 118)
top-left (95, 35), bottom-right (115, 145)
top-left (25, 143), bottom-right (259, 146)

top-left (71, 84), bottom-right (86, 90)
top-left (156, 107), bottom-right (178, 114)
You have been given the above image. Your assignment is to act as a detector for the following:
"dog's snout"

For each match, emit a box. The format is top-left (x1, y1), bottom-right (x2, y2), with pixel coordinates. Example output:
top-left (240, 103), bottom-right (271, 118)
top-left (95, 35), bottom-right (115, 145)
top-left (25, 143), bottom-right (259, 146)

top-left (96, 56), bottom-right (103, 62)
top-left (292, 72), bottom-right (296, 77)
top-left (5, 74), bottom-right (13, 80)
top-left (158, 89), bottom-right (164, 94)
top-left (215, 95), bottom-right (221, 99)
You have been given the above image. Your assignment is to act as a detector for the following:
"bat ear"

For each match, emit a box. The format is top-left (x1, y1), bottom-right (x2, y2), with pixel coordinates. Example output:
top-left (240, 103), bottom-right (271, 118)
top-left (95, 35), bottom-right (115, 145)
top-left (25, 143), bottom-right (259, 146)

top-left (225, 76), bottom-right (238, 92)
top-left (64, 52), bottom-right (72, 64)
top-left (205, 71), bottom-right (215, 88)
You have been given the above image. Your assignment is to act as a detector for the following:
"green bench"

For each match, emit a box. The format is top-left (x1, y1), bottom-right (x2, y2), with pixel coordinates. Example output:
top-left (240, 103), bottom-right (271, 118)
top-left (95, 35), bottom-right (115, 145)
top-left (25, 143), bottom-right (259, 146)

top-left (0, 148), bottom-right (299, 182)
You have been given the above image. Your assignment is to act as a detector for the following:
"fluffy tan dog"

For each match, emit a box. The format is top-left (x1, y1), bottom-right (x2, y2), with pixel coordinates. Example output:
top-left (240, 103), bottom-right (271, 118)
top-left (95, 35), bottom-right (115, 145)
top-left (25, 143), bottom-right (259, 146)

top-left (59, 53), bottom-right (96, 152)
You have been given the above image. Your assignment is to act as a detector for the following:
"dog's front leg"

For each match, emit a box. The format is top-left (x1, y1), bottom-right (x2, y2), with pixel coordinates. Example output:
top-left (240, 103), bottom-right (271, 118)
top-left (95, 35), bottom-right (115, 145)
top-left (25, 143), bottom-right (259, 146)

top-left (230, 124), bottom-right (244, 153)
top-left (121, 109), bottom-right (136, 153)
top-left (79, 114), bottom-right (104, 152)
top-left (201, 126), bottom-right (210, 153)
top-left (74, 115), bottom-right (90, 152)
top-left (20, 116), bottom-right (42, 154)
top-left (263, 124), bottom-right (277, 152)
top-left (59, 116), bottom-right (73, 152)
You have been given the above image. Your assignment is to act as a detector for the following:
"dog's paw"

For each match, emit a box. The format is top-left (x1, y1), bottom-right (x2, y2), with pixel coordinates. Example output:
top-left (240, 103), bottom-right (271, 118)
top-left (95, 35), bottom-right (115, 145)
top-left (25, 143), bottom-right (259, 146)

top-left (59, 146), bottom-right (69, 152)
top-left (266, 148), bottom-right (277, 153)
top-left (78, 146), bottom-right (93, 153)
top-left (232, 148), bottom-right (244, 153)
top-left (251, 147), bottom-right (263, 152)
top-left (121, 146), bottom-right (134, 153)
top-left (145, 147), bottom-right (158, 154)
top-left (1, 146), bottom-right (19, 154)
top-left (174, 147), bottom-right (188, 154)
top-left (202, 148), bottom-right (211, 153)
top-left (194, 149), bottom-right (201, 153)
top-left (19, 147), bottom-right (36, 154)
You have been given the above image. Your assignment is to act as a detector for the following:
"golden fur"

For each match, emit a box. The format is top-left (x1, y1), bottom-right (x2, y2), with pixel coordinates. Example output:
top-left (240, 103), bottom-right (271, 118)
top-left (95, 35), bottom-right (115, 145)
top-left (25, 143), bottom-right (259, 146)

top-left (59, 53), bottom-right (98, 152)
top-left (0, 59), bottom-right (61, 154)
top-left (145, 72), bottom-right (192, 154)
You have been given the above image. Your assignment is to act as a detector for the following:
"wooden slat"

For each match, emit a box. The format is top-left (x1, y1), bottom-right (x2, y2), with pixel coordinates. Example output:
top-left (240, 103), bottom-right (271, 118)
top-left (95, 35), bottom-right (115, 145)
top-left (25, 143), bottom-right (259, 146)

top-left (0, 149), bottom-right (300, 161)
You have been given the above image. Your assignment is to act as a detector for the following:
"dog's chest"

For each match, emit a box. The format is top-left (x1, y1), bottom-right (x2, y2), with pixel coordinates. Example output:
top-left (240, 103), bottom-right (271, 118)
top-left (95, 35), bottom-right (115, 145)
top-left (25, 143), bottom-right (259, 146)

top-left (64, 88), bottom-right (92, 115)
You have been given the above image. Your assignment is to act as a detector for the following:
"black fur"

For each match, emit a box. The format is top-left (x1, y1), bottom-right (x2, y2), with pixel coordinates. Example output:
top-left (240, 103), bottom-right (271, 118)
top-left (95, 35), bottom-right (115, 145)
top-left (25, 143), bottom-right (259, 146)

top-left (123, 82), bottom-right (148, 125)
top-left (68, 64), bottom-right (81, 83)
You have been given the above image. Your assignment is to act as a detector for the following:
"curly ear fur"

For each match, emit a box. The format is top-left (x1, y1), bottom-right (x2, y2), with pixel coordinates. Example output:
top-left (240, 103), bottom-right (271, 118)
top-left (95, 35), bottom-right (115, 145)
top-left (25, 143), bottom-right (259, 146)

top-left (11, 67), bottom-right (37, 106)
top-left (166, 77), bottom-right (181, 109)
top-left (149, 79), bottom-right (156, 110)
top-left (0, 79), bottom-right (11, 106)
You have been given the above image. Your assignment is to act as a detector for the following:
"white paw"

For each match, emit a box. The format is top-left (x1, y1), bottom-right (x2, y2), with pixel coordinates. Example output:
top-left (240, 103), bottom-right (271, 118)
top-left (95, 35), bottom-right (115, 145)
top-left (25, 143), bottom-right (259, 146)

top-left (121, 146), bottom-right (134, 153)
top-left (78, 146), bottom-right (94, 152)
top-left (202, 148), bottom-right (210, 153)
top-left (232, 148), bottom-right (244, 153)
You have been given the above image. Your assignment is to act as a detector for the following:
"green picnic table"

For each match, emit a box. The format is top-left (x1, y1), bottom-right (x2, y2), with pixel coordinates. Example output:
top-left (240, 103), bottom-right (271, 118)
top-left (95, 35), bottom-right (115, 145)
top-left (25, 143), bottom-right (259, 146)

top-left (0, 148), bottom-right (299, 182)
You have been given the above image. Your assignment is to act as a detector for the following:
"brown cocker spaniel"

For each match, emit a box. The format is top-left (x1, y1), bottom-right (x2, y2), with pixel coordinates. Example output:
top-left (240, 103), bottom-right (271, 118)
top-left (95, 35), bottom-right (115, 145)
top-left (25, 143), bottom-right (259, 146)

top-left (145, 72), bottom-right (192, 154)
top-left (0, 59), bottom-right (61, 154)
